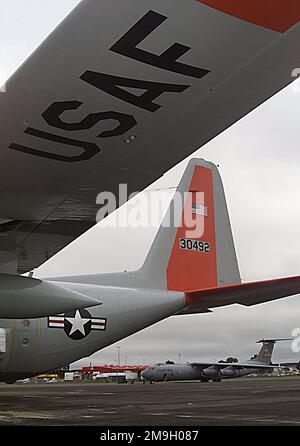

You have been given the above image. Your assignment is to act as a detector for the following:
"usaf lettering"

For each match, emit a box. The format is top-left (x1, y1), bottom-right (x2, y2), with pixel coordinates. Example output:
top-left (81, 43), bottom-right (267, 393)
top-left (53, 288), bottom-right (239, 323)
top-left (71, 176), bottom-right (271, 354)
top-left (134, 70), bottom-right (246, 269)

top-left (10, 10), bottom-right (210, 162)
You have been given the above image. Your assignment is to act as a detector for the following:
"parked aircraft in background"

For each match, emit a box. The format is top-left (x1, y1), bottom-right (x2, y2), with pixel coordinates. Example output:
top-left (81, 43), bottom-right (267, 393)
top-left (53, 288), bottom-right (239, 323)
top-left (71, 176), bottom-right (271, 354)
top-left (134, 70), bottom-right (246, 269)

top-left (142, 339), bottom-right (294, 382)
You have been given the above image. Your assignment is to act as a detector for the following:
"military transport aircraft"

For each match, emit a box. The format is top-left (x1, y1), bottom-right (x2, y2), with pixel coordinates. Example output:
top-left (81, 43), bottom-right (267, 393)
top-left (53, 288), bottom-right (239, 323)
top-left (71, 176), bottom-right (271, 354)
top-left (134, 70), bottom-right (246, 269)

top-left (0, 1), bottom-right (300, 382)
top-left (142, 339), bottom-right (293, 383)
top-left (1, 158), bottom-right (300, 383)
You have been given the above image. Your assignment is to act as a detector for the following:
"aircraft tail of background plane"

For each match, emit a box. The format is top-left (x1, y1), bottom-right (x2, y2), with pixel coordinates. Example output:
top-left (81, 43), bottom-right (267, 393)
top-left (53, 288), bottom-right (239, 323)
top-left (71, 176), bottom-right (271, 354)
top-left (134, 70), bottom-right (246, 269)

top-left (140, 158), bottom-right (241, 291)
top-left (250, 338), bottom-right (292, 365)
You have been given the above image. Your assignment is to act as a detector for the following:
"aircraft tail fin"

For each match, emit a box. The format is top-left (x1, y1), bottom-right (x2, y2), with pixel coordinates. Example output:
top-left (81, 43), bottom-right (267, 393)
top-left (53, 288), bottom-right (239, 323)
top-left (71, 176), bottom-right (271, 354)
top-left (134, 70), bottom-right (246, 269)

top-left (250, 338), bottom-right (292, 365)
top-left (59, 158), bottom-right (300, 316)
top-left (140, 158), bottom-right (241, 291)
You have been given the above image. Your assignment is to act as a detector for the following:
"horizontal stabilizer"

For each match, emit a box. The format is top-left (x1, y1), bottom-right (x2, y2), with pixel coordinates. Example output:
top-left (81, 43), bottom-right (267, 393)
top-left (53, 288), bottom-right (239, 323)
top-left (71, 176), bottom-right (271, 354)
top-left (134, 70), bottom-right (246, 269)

top-left (181, 275), bottom-right (300, 314)
top-left (256, 338), bottom-right (292, 343)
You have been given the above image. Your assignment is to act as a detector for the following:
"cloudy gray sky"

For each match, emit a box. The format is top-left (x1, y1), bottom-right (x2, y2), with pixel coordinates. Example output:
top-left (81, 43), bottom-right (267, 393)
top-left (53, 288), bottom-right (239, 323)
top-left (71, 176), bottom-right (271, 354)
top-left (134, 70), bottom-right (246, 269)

top-left (1, 1), bottom-right (300, 368)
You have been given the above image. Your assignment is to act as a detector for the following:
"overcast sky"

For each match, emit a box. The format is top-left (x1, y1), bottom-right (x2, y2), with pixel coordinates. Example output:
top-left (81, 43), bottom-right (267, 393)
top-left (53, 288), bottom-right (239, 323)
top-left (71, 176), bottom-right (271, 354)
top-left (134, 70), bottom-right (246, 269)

top-left (1, 1), bottom-right (300, 368)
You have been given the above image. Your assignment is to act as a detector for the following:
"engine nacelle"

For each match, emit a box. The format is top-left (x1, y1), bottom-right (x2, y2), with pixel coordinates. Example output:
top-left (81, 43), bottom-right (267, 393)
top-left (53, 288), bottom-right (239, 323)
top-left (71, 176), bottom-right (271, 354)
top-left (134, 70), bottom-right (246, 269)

top-left (0, 274), bottom-right (99, 319)
top-left (202, 365), bottom-right (220, 377)
top-left (220, 366), bottom-right (238, 377)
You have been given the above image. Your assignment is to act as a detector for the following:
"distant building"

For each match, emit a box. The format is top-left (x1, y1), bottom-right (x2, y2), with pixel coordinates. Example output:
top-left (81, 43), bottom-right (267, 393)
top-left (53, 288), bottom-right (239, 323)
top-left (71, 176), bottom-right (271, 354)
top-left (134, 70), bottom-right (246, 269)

top-left (80, 365), bottom-right (148, 382)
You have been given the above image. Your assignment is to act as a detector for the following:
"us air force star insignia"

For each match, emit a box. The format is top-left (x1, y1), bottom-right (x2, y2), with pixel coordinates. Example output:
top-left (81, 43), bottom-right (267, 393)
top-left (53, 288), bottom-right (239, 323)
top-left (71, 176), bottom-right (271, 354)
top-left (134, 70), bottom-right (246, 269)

top-left (63, 309), bottom-right (92, 340)
top-left (48, 309), bottom-right (107, 340)
top-left (65, 309), bottom-right (91, 340)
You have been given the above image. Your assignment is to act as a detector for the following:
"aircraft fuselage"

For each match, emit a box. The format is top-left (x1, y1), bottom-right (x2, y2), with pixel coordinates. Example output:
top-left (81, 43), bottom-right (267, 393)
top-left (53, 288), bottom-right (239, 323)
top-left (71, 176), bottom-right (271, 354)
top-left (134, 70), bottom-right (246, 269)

top-left (0, 282), bottom-right (184, 383)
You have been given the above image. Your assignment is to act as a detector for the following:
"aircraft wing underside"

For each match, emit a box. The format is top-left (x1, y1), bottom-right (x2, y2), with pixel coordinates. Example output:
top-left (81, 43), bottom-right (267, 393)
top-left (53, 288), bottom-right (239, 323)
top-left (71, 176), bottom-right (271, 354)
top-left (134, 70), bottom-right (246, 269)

top-left (1, 0), bottom-right (300, 274)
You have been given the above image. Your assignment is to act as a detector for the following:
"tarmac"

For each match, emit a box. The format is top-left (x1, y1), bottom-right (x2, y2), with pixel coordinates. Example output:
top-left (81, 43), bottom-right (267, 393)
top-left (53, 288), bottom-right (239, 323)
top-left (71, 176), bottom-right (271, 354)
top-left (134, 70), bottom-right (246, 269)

top-left (0, 376), bottom-right (299, 426)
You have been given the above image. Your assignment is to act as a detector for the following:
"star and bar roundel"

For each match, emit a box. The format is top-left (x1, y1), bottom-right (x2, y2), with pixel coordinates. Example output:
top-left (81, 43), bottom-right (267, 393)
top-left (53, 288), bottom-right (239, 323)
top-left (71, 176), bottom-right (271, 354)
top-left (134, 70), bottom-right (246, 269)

top-left (48, 309), bottom-right (107, 340)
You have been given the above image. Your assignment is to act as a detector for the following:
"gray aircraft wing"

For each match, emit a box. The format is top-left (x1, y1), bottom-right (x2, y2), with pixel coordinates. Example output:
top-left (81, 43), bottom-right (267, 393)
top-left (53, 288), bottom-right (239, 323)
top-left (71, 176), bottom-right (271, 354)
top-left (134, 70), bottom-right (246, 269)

top-left (191, 362), bottom-right (275, 369)
top-left (1, 0), bottom-right (300, 274)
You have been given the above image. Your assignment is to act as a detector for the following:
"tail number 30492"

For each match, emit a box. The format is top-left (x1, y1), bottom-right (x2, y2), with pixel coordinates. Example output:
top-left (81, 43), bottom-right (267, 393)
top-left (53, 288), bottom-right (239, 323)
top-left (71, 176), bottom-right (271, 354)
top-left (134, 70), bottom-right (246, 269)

top-left (179, 238), bottom-right (210, 253)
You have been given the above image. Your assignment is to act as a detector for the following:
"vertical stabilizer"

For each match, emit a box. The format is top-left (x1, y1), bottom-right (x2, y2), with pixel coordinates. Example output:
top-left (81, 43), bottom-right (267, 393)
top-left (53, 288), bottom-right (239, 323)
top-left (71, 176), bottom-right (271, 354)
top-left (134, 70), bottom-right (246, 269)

top-left (140, 158), bottom-right (241, 291)
top-left (251, 338), bottom-right (292, 364)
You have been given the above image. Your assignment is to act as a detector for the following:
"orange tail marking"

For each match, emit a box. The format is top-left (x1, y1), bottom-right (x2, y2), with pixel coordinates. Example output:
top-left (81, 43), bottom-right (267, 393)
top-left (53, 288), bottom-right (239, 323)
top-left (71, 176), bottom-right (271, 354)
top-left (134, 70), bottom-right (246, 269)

top-left (166, 166), bottom-right (217, 291)
top-left (198, 0), bottom-right (300, 32)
